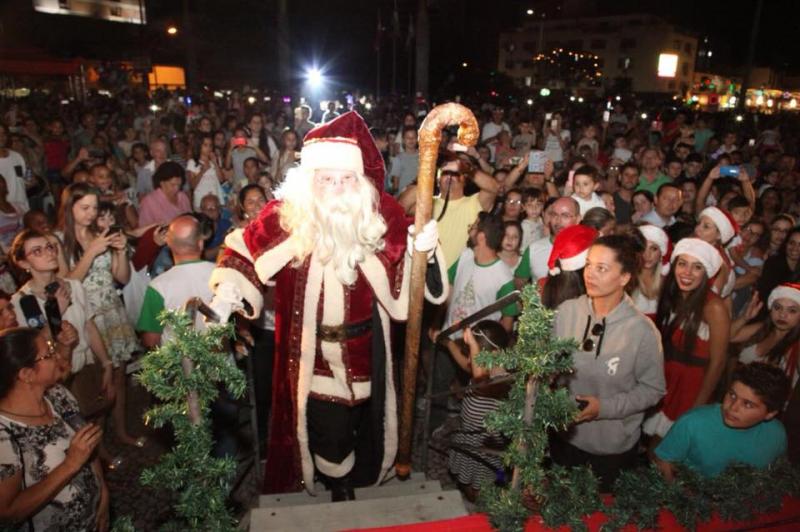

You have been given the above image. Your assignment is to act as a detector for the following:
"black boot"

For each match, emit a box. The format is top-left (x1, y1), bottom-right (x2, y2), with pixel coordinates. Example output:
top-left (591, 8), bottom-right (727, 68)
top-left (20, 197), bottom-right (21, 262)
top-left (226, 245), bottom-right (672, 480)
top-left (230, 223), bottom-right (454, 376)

top-left (328, 474), bottom-right (356, 502)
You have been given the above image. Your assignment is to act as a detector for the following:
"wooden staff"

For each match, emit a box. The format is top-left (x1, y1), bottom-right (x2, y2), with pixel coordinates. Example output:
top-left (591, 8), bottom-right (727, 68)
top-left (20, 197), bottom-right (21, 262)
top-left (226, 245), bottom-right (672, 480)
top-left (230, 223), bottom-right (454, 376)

top-left (395, 103), bottom-right (478, 478)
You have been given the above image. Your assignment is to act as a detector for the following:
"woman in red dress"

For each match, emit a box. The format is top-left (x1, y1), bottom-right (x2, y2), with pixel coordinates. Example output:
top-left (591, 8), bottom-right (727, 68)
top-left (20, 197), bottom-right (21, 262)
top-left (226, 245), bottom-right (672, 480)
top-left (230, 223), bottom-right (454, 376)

top-left (644, 238), bottom-right (731, 441)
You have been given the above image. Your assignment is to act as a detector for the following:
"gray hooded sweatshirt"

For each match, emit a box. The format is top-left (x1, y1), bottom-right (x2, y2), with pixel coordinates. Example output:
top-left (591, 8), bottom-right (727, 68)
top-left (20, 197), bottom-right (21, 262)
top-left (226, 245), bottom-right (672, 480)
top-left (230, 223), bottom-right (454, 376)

top-left (553, 294), bottom-right (665, 455)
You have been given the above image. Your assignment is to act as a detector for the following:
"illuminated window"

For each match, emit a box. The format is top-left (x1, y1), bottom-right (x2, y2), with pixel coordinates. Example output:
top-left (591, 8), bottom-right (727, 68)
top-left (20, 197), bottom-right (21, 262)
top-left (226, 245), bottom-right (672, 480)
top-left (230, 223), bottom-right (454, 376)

top-left (658, 53), bottom-right (678, 78)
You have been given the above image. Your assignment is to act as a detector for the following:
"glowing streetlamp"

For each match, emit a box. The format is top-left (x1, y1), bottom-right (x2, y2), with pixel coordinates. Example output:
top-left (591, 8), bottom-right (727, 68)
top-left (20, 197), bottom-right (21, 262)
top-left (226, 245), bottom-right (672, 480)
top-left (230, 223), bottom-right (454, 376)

top-left (166, 25), bottom-right (178, 36)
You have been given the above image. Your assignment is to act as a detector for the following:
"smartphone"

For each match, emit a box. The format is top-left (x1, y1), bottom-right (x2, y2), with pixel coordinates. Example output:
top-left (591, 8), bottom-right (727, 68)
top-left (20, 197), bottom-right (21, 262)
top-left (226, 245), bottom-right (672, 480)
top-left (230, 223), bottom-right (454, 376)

top-left (550, 119), bottom-right (559, 130)
top-left (527, 150), bottom-right (547, 173)
top-left (108, 224), bottom-right (124, 235)
top-left (567, 170), bottom-right (576, 189)
top-left (232, 137), bottom-right (247, 147)
top-left (720, 165), bottom-right (740, 177)
top-left (576, 398), bottom-right (589, 411)
top-left (63, 412), bottom-right (88, 432)
top-left (508, 156), bottom-right (522, 166)
top-left (602, 110), bottom-right (610, 122)
top-left (545, 113), bottom-right (552, 121)
top-left (748, 138), bottom-right (756, 147)
top-left (20, 294), bottom-right (46, 329)
top-left (650, 120), bottom-right (663, 132)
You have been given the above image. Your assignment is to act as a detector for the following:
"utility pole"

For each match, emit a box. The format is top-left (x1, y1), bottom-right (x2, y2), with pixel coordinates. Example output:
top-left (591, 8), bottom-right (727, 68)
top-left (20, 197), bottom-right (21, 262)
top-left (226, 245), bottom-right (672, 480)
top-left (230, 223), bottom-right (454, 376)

top-left (182, 0), bottom-right (198, 92)
top-left (276, 0), bottom-right (291, 93)
top-left (414, 0), bottom-right (429, 102)
top-left (738, 0), bottom-right (763, 109)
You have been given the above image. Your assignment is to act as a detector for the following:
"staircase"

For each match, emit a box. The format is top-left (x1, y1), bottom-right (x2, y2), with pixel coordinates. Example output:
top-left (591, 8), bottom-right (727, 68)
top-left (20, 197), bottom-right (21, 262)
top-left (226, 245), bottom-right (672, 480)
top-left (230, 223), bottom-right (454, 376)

top-left (246, 472), bottom-right (469, 531)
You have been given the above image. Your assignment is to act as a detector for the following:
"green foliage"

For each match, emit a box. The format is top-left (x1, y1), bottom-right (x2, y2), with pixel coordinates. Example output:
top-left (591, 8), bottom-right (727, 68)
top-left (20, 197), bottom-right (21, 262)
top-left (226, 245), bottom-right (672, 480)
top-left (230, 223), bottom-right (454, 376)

top-left (476, 288), bottom-right (800, 531)
top-left (605, 459), bottom-right (800, 531)
top-left (477, 485), bottom-right (529, 532)
top-left (477, 285), bottom-right (600, 530)
top-left (137, 310), bottom-right (246, 532)
top-left (111, 516), bottom-right (136, 532)
top-left (540, 465), bottom-right (602, 531)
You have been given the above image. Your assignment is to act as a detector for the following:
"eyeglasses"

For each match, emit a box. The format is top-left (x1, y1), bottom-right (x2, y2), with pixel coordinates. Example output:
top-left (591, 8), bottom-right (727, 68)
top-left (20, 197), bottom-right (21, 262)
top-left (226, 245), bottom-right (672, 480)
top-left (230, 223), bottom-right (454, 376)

top-left (25, 243), bottom-right (57, 258)
top-left (440, 170), bottom-right (461, 178)
top-left (34, 340), bottom-right (57, 363)
top-left (580, 317), bottom-right (606, 356)
top-left (505, 199), bottom-right (522, 205)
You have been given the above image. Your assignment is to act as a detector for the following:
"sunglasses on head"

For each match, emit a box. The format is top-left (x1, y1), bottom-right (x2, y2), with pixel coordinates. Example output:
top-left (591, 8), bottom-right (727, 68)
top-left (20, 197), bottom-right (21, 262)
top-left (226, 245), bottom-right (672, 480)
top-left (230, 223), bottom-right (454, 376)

top-left (580, 317), bottom-right (606, 356)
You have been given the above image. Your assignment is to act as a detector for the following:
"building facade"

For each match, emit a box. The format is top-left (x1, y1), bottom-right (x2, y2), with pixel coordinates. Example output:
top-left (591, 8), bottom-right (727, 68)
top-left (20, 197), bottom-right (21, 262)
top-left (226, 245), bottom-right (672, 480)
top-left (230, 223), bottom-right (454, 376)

top-left (498, 14), bottom-right (697, 95)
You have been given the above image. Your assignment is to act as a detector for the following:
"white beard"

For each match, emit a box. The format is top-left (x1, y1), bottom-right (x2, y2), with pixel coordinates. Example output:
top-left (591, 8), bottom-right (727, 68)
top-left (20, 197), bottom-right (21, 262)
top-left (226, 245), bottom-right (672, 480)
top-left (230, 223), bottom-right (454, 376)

top-left (278, 170), bottom-right (387, 286)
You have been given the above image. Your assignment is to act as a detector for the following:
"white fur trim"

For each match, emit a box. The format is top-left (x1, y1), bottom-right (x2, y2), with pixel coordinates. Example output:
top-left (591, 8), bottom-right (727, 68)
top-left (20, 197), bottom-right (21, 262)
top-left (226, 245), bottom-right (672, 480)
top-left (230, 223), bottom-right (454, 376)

top-left (208, 267), bottom-right (263, 320)
top-left (768, 285), bottom-right (800, 309)
top-left (223, 229), bottom-right (254, 262)
top-left (314, 452), bottom-right (356, 478)
top-left (254, 238), bottom-right (296, 284)
top-left (360, 254), bottom-right (411, 320)
top-left (639, 224), bottom-right (669, 256)
top-left (672, 238), bottom-right (722, 278)
top-left (642, 411), bottom-right (674, 438)
top-left (700, 206), bottom-right (735, 244)
top-left (310, 374), bottom-right (371, 401)
top-left (301, 138), bottom-right (364, 175)
top-left (555, 248), bottom-right (589, 274)
top-left (297, 255), bottom-right (324, 494)
top-left (376, 305), bottom-right (398, 485)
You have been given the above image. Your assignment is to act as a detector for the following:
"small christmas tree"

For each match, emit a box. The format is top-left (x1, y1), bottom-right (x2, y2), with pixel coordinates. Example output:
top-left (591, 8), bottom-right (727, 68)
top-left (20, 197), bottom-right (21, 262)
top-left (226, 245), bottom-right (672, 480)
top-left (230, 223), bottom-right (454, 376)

top-left (476, 285), bottom-right (601, 532)
top-left (136, 309), bottom-right (246, 531)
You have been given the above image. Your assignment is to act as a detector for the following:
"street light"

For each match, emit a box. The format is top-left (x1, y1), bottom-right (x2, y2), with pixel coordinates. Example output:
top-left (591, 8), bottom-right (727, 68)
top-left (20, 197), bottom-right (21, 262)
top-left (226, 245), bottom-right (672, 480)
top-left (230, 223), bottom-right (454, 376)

top-left (166, 25), bottom-right (178, 36)
top-left (306, 67), bottom-right (324, 88)
top-left (526, 9), bottom-right (534, 15)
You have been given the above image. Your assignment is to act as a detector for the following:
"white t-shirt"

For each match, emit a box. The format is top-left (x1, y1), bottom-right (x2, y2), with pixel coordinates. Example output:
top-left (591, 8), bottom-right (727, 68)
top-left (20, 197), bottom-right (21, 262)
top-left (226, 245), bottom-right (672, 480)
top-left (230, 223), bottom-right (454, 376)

top-left (0, 150), bottom-right (30, 213)
top-left (481, 121), bottom-right (511, 161)
top-left (444, 248), bottom-right (515, 338)
top-left (640, 209), bottom-right (675, 228)
top-left (572, 192), bottom-right (606, 217)
top-left (187, 159), bottom-right (224, 211)
top-left (12, 279), bottom-right (93, 373)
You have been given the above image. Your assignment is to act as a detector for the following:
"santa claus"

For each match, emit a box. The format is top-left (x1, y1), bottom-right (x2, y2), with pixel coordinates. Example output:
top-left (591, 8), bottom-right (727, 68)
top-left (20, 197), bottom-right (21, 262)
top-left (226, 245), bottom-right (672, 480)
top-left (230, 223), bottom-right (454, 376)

top-left (208, 112), bottom-right (447, 500)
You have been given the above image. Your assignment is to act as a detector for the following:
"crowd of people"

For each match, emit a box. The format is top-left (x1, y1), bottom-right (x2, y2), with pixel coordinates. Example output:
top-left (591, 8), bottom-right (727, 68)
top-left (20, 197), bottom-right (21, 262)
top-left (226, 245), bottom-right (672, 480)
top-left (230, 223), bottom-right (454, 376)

top-left (0, 86), bottom-right (798, 527)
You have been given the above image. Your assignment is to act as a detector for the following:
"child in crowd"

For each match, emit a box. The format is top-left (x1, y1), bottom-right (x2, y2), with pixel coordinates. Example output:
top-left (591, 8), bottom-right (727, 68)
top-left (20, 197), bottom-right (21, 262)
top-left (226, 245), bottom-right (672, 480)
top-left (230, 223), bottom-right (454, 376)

top-left (632, 190), bottom-right (654, 223)
top-left (443, 320), bottom-right (511, 502)
top-left (512, 121), bottom-right (536, 156)
top-left (576, 124), bottom-right (600, 159)
top-left (520, 187), bottom-right (545, 250)
top-left (567, 165), bottom-right (606, 216)
top-left (654, 362), bottom-right (789, 480)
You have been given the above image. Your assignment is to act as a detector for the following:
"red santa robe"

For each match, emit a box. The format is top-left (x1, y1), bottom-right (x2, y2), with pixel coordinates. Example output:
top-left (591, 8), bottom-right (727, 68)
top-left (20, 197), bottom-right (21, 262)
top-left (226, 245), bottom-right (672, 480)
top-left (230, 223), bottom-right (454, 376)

top-left (210, 193), bottom-right (447, 494)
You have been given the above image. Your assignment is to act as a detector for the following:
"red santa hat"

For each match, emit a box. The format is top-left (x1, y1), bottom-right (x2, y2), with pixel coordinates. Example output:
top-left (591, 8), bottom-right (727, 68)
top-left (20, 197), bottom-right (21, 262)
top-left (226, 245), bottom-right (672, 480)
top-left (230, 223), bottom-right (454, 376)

top-left (768, 282), bottom-right (800, 308)
top-left (299, 111), bottom-right (385, 190)
top-left (671, 237), bottom-right (722, 278)
top-left (638, 224), bottom-right (672, 274)
top-left (548, 225), bottom-right (598, 275)
top-left (699, 206), bottom-right (739, 245)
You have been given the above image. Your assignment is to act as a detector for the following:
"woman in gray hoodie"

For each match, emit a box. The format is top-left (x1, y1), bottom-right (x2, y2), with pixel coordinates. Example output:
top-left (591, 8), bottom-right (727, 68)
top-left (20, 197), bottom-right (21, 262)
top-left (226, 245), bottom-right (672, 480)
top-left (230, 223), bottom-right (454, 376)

top-left (551, 234), bottom-right (666, 491)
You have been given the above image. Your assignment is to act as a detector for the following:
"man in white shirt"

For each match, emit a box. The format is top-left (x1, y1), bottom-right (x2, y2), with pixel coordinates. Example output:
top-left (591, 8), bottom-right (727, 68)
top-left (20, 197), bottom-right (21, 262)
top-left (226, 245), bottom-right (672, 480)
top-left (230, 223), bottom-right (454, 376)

top-left (481, 107), bottom-right (511, 162)
top-left (515, 197), bottom-right (580, 286)
top-left (0, 125), bottom-right (30, 213)
top-left (641, 183), bottom-right (682, 228)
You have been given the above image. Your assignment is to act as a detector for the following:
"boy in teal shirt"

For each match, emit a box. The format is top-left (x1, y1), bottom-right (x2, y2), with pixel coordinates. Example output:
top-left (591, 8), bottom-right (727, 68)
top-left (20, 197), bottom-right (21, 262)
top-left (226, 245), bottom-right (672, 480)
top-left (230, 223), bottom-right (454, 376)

top-left (655, 362), bottom-right (790, 480)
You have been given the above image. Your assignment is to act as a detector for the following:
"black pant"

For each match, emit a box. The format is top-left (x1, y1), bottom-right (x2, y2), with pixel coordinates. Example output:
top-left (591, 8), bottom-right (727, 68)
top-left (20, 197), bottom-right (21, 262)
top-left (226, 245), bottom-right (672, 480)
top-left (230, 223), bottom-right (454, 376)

top-left (307, 398), bottom-right (371, 480)
top-left (251, 327), bottom-right (274, 453)
top-left (549, 437), bottom-right (638, 492)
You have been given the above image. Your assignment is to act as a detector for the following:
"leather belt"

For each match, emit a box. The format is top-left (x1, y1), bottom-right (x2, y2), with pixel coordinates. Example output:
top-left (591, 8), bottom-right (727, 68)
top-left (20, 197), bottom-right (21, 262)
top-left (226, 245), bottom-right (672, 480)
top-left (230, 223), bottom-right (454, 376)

top-left (318, 319), bottom-right (372, 343)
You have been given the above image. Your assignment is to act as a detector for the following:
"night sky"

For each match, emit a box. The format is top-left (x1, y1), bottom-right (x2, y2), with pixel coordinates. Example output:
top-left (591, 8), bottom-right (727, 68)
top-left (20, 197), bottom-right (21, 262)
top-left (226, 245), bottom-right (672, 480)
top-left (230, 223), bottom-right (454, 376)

top-left (6, 0), bottom-right (800, 90)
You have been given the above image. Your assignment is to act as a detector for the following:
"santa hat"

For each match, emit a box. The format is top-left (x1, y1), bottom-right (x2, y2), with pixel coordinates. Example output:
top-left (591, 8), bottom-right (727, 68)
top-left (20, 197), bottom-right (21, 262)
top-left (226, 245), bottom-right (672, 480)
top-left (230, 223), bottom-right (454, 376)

top-left (768, 282), bottom-right (800, 308)
top-left (671, 237), bottom-right (722, 278)
top-left (699, 206), bottom-right (739, 245)
top-left (299, 111), bottom-right (385, 190)
top-left (548, 225), bottom-right (598, 275)
top-left (638, 224), bottom-right (672, 274)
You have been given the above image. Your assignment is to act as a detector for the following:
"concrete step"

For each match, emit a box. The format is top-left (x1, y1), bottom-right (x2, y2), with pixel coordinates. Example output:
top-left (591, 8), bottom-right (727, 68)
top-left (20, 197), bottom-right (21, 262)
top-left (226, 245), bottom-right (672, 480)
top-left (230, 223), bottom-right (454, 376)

top-left (258, 478), bottom-right (442, 508)
top-left (249, 489), bottom-right (468, 531)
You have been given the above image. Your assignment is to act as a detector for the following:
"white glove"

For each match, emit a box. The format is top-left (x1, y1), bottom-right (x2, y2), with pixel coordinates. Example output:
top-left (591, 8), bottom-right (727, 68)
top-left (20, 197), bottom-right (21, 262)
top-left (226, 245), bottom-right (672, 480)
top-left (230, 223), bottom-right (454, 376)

top-left (207, 282), bottom-right (244, 324)
top-left (407, 220), bottom-right (439, 261)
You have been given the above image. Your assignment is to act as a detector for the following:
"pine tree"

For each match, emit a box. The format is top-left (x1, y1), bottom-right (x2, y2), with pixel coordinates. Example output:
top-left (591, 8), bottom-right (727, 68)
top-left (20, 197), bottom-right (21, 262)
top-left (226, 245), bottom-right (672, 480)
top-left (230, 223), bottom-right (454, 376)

top-left (136, 310), bottom-right (246, 531)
